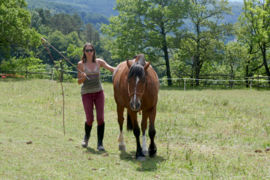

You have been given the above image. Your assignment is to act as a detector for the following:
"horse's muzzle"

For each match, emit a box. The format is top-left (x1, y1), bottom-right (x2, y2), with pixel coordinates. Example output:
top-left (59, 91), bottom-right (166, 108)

top-left (130, 99), bottom-right (141, 112)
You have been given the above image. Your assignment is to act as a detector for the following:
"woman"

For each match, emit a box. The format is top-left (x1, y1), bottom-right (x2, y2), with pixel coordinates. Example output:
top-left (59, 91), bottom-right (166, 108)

top-left (77, 43), bottom-right (115, 151)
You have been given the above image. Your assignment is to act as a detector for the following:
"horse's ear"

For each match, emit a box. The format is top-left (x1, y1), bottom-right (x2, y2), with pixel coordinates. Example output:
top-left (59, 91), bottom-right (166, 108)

top-left (135, 56), bottom-right (139, 63)
top-left (126, 59), bottom-right (131, 69)
top-left (144, 62), bottom-right (150, 71)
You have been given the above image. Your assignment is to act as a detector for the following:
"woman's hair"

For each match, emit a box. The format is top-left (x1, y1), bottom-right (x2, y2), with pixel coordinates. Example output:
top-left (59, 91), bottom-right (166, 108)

top-left (81, 42), bottom-right (96, 63)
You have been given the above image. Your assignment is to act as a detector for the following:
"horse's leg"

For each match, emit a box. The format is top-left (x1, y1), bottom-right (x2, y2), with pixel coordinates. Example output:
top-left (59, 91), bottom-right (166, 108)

top-left (128, 109), bottom-right (144, 160)
top-left (141, 111), bottom-right (149, 156)
top-left (148, 107), bottom-right (157, 157)
top-left (117, 105), bottom-right (125, 151)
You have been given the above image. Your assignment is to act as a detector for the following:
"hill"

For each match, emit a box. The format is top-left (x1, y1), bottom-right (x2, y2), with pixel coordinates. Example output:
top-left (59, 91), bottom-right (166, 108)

top-left (26, 0), bottom-right (117, 17)
top-left (26, 0), bottom-right (118, 27)
top-left (26, 0), bottom-right (243, 28)
top-left (225, 1), bottom-right (243, 24)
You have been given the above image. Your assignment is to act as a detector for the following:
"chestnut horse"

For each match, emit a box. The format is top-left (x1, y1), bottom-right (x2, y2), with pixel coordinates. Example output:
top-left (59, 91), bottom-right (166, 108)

top-left (113, 54), bottom-right (159, 160)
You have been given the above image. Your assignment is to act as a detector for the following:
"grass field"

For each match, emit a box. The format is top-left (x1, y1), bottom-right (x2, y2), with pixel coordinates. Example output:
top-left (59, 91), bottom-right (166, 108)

top-left (1, 79), bottom-right (270, 179)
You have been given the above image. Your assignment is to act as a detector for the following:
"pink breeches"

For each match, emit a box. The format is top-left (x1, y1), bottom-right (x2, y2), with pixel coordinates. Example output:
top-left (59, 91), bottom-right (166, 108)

top-left (82, 91), bottom-right (104, 126)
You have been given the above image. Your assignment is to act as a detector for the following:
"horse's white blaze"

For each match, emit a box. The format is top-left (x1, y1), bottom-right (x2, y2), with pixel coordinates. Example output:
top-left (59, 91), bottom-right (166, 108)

top-left (118, 132), bottom-right (125, 146)
top-left (136, 76), bottom-right (140, 84)
top-left (133, 94), bottom-right (136, 109)
top-left (142, 135), bottom-right (147, 152)
top-left (133, 76), bottom-right (140, 109)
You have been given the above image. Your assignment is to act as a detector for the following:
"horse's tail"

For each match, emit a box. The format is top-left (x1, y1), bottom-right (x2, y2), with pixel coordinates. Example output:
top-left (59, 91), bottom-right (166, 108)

top-left (127, 113), bottom-right (133, 131)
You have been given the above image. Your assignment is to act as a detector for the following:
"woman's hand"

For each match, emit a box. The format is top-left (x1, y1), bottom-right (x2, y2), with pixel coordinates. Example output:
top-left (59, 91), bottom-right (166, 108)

top-left (81, 72), bottom-right (87, 81)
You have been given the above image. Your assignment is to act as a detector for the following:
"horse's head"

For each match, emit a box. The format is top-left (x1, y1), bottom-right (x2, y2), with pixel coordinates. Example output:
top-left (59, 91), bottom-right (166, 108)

top-left (127, 55), bottom-right (150, 112)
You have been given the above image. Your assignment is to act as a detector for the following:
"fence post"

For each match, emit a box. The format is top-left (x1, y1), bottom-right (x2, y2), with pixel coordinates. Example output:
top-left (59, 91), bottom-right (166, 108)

top-left (51, 68), bottom-right (54, 80)
top-left (184, 78), bottom-right (186, 91)
top-left (26, 69), bottom-right (28, 79)
top-left (60, 60), bottom-right (63, 82)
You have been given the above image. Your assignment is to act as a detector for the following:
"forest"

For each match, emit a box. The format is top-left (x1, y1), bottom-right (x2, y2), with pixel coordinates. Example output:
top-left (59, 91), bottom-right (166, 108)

top-left (0, 0), bottom-right (269, 87)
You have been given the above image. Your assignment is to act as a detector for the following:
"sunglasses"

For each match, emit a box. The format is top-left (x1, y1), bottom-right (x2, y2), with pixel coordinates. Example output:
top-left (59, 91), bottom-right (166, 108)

top-left (85, 49), bottom-right (94, 53)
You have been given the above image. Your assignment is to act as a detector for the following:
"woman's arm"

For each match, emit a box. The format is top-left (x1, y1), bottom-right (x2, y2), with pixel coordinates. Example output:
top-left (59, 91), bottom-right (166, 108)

top-left (77, 61), bottom-right (87, 85)
top-left (98, 59), bottom-right (115, 73)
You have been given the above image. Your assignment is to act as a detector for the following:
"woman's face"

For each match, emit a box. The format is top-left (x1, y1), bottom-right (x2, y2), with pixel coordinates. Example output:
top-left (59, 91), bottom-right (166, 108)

top-left (84, 45), bottom-right (94, 58)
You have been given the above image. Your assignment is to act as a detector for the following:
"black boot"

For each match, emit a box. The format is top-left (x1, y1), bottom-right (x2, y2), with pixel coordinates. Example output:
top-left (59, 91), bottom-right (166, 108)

top-left (97, 123), bottom-right (105, 151)
top-left (82, 122), bottom-right (92, 148)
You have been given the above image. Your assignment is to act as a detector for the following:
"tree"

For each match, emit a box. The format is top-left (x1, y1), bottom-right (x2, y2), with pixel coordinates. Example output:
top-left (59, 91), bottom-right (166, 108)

top-left (224, 41), bottom-right (247, 87)
top-left (238, 0), bottom-right (270, 83)
top-left (46, 31), bottom-right (68, 64)
top-left (82, 23), bottom-right (100, 45)
top-left (50, 13), bottom-right (83, 35)
top-left (35, 8), bottom-right (51, 26)
top-left (180, 0), bottom-right (232, 86)
top-left (235, 16), bottom-right (262, 87)
top-left (102, 0), bottom-right (189, 86)
top-left (0, 0), bottom-right (40, 58)
top-left (0, 54), bottom-right (46, 78)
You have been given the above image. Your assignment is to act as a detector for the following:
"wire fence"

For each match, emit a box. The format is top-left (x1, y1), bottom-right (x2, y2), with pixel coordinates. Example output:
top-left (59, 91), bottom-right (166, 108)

top-left (162, 76), bottom-right (270, 90)
top-left (1, 69), bottom-right (270, 89)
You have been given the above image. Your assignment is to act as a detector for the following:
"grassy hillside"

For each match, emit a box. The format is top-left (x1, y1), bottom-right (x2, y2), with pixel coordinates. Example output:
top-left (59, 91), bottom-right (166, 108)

top-left (1, 79), bottom-right (270, 179)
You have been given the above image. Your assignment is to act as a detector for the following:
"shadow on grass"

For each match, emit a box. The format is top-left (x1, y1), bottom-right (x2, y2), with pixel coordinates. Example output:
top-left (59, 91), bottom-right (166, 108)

top-left (120, 151), bottom-right (165, 172)
top-left (86, 147), bottom-right (107, 155)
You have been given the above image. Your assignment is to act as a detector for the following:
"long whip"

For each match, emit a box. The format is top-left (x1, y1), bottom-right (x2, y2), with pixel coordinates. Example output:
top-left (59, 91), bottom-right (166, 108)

top-left (41, 37), bottom-right (89, 80)
top-left (41, 37), bottom-right (89, 136)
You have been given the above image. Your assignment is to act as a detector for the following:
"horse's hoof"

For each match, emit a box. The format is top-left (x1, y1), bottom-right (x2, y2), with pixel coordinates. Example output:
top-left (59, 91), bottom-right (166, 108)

top-left (136, 156), bottom-right (146, 161)
top-left (136, 151), bottom-right (145, 160)
top-left (119, 145), bottom-right (126, 151)
top-left (149, 151), bottom-right (156, 157)
top-left (149, 147), bottom-right (157, 157)
top-left (142, 150), bottom-right (148, 156)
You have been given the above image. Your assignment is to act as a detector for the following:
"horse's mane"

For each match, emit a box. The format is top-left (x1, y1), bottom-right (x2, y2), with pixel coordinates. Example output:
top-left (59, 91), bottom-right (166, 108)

top-left (128, 64), bottom-right (146, 82)
top-left (127, 54), bottom-right (147, 82)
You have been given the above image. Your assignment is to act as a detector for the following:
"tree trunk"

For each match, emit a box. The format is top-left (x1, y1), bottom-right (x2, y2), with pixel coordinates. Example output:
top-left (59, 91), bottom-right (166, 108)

top-left (194, 23), bottom-right (201, 86)
top-left (161, 24), bottom-right (172, 86)
top-left (191, 57), bottom-right (195, 87)
top-left (229, 63), bottom-right (234, 88)
top-left (194, 56), bottom-right (200, 86)
top-left (245, 62), bottom-right (250, 88)
top-left (260, 43), bottom-right (270, 85)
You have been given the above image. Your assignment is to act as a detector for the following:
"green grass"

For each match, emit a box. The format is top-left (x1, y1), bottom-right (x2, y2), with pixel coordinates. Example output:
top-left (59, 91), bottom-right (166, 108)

top-left (1, 79), bottom-right (270, 179)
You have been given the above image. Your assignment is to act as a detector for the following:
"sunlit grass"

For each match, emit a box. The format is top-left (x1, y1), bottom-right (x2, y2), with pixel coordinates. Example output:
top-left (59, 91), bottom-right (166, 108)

top-left (1, 79), bottom-right (270, 179)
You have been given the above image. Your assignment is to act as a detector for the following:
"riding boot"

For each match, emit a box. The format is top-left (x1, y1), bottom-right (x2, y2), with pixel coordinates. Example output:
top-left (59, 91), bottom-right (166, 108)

top-left (97, 123), bottom-right (105, 151)
top-left (82, 122), bottom-right (92, 148)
